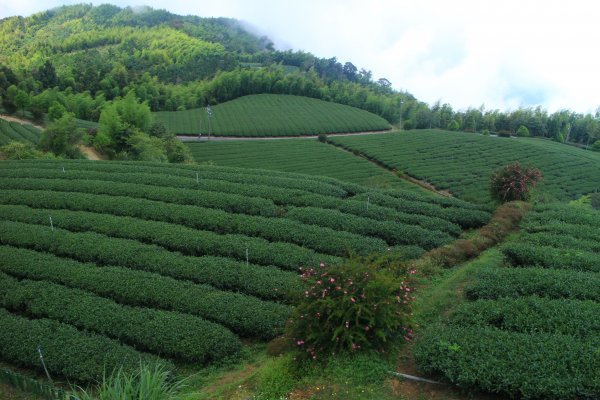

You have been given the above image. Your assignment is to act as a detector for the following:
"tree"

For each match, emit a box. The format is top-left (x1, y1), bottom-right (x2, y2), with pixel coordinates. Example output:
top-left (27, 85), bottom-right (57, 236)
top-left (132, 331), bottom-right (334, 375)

top-left (48, 101), bottom-right (66, 121)
top-left (447, 119), bottom-right (460, 131)
top-left (516, 125), bottom-right (530, 137)
top-left (14, 90), bottom-right (30, 116)
top-left (38, 112), bottom-right (84, 157)
top-left (490, 162), bottom-right (542, 202)
top-left (38, 60), bottom-right (58, 89)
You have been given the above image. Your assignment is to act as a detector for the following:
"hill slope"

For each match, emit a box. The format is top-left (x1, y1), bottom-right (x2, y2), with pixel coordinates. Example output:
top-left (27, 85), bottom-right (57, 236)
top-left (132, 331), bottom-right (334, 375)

top-left (330, 130), bottom-right (600, 203)
top-left (0, 159), bottom-right (489, 383)
top-left (187, 138), bottom-right (420, 191)
top-left (0, 118), bottom-right (42, 146)
top-left (155, 94), bottom-right (391, 136)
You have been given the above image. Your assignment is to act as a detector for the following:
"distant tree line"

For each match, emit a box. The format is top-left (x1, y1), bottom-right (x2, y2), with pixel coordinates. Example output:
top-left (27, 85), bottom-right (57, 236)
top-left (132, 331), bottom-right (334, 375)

top-left (0, 3), bottom-right (599, 148)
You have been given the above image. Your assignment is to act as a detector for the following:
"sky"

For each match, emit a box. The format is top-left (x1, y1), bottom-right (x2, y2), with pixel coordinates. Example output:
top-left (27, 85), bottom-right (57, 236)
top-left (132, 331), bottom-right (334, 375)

top-left (2, 0), bottom-right (599, 113)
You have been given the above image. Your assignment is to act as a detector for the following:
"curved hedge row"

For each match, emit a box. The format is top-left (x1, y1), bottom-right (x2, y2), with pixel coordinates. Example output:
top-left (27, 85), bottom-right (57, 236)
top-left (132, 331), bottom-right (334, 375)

top-left (0, 202), bottom-right (339, 270)
top-left (413, 324), bottom-right (600, 400)
top-left (0, 196), bottom-right (383, 259)
top-left (522, 222), bottom-right (600, 243)
top-left (0, 246), bottom-right (291, 339)
top-left (0, 308), bottom-right (169, 384)
top-left (519, 232), bottom-right (600, 253)
top-left (0, 272), bottom-right (241, 363)
top-left (0, 161), bottom-right (350, 199)
top-left (352, 192), bottom-right (491, 229)
top-left (465, 267), bottom-right (600, 301)
top-left (0, 220), bottom-right (300, 302)
top-left (285, 206), bottom-right (451, 249)
top-left (501, 242), bottom-right (600, 272)
top-left (380, 188), bottom-right (491, 211)
top-left (448, 296), bottom-right (600, 338)
top-left (4, 159), bottom-right (366, 195)
top-left (0, 175), bottom-right (469, 240)
top-left (0, 177), bottom-right (279, 217)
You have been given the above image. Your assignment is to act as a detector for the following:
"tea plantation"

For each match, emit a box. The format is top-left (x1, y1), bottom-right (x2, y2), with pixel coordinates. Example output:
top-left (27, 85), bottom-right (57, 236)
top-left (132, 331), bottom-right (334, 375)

top-left (154, 94), bottom-right (391, 136)
top-left (0, 119), bottom-right (41, 146)
top-left (0, 159), bottom-right (487, 384)
top-left (330, 130), bottom-right (600, 203)
top-left (186, 138), bottom-right (423, 191)
top-left (414, 204), bottom-right (600, 399)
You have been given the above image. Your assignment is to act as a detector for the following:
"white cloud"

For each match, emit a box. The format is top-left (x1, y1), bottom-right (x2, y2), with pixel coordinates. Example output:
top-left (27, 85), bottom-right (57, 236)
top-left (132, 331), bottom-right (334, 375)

top-left (2, 0), bottom-right (600, 112)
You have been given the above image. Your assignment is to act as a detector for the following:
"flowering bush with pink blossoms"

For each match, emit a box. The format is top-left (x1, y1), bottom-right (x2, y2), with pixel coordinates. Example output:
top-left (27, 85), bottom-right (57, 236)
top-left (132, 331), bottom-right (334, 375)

top-left (287, 257), bottom-right (415, 359)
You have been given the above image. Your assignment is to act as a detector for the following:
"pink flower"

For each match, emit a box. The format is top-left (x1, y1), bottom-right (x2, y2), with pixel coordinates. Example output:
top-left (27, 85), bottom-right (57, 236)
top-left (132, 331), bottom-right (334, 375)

top-left (350, 297), bottom-right (356, 303)
top-left (320, 262), bottom-right (325, 268)
top-left (329, 277), bottom-right (335, 283)
top-left (345, 321), bottom-right (349, 328)
top-left (297, 340), bottom-right (305, 346)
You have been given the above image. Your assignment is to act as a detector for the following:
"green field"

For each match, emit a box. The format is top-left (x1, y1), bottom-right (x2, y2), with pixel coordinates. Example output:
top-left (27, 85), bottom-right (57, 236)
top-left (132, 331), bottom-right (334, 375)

top-left (154, 94), bottom-right (391, 136)
top-left (187, 138), bottom-right (427, 191)
top-left (0, 119), bottom-right (41, 146)
top-left (414, 204), bottom-right (600, 399)
top-left (329, 130), bottom-right (600, 203)
top-left (0, 159), bottom-right (487, 384)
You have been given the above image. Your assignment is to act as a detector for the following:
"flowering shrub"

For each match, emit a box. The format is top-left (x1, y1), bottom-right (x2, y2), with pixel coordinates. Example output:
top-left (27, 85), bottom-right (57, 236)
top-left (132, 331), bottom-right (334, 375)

top-left (490, 162), bottom-right (542, 202)
top-left (287, 258), bottom-right (415, 359)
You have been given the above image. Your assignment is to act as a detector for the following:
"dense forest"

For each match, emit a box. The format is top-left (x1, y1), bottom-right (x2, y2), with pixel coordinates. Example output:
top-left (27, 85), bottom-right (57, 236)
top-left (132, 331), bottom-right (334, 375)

top-left (1, 3), bottom-right (599, 149)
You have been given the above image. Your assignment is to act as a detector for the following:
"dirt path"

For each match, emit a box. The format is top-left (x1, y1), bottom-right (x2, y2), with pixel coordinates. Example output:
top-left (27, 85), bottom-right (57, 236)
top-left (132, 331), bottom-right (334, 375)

top-left (77, 145), bottom-right (103, 160)
top-left (177, 129), bottom-right (393, 141)
top-left (0, 115), bottom-right (44, 130)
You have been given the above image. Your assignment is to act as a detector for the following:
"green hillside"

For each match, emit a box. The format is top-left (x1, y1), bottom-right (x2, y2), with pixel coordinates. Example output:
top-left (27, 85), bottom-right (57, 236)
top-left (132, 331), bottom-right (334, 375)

top-left (0, 159), bottom-right (488, 384)
top-left (155, 94), bottom-right (391, 136)
top-left (0, 119), bottom-right (42, 146)
top-left (415, 204), bottom-right (600, 399)
top-left (330, 130), bottom-right (600, 203)
top-left (187, 138), bottom-right (420, 191)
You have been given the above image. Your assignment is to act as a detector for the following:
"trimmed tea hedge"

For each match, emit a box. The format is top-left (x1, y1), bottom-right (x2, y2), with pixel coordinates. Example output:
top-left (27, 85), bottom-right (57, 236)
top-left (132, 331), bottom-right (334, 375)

top-left (501, 242), bottom-right (600, 272)
top-left (0, 246), bottom-right (291, 339)
top-left (0, 220), bottom-right (300, 302)
top-left (0, 308), bottom-right (170, 384)
top-left (413, 324), bottom-right (600, 399)
top-left (0, 272), bottom-right (242, 362)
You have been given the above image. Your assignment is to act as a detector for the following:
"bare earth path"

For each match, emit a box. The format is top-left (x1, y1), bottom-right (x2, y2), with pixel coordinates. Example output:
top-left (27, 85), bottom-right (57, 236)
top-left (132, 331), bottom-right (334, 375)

top-left (177, 129), bottom-right (393, 141)
top-left (0, 115), bottom-right (44, 130)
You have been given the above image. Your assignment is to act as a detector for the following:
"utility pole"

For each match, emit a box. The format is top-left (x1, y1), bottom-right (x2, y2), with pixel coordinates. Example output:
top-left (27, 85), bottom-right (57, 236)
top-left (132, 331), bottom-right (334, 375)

top-left (206, 105), bottom-right (212, 139)
top-left (399, 100), bottom-right (403, 130)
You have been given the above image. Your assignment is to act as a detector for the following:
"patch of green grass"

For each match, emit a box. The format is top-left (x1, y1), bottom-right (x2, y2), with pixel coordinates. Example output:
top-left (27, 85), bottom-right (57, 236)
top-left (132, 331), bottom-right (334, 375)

top-left (155, 94), bottom-right (391, 136)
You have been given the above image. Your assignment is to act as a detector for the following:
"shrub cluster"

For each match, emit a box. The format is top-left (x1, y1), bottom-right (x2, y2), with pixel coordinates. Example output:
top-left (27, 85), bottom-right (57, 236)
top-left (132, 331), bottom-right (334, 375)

top-left (490, 162), bottom-right (542, 202)
top-left (287, 259), bottom-right (415, 358)
top-left (0, 245), bottom-right (291, 339)
top-left (0, 308), bottom-right (170, 384)
top-left (0, 272), bottom-right (242, 362)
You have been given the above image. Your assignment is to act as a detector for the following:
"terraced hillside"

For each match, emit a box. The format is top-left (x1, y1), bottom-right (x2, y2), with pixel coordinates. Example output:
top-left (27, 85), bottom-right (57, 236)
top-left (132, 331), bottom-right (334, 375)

top-left (187, 138), bottom-right (424, 191)
top-left (155, 94), bottom-right (391, 136)
top-left (414, 204), bottom-right (600, 399)
top-left (0, 160), bottom-right (489, 384)
top-left (330, 130), bottom-right (600, 203)
top-left (0, 119), bottom-right (42, 146)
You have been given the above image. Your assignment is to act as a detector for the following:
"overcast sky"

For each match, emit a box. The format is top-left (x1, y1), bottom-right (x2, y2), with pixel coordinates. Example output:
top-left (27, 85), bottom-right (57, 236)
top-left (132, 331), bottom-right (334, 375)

top-left (2, 0), bottom-right (599, 113)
